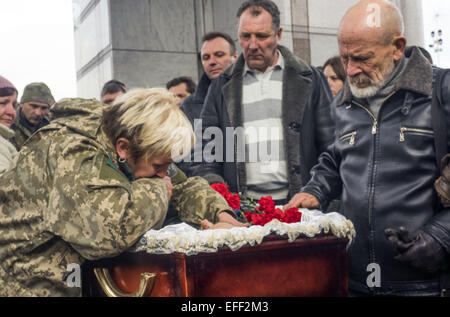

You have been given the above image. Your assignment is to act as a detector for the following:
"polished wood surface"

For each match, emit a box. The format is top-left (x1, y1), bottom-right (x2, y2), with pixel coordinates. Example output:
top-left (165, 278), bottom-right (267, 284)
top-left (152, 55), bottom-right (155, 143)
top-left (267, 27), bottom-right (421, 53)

top-left (82, 234), bottom-right (348, 297)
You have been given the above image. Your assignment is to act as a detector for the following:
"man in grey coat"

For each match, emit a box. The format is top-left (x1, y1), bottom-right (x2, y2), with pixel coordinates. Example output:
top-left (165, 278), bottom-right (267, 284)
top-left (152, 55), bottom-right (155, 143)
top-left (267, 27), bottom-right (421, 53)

top-left (192, 0), bottom-right (334, 205)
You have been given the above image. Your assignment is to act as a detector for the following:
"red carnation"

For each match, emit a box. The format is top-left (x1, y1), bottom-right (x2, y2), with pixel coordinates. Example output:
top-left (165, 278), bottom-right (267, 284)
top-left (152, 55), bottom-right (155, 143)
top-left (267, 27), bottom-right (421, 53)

top-left (257, 196), bottom-right (276, 213)
top-left (284, 208), bottom-right (302, 223)
top-left (210, 184), bottom-right (302, 226)
top-left (210, 183), bottom-right (229, 196)
top-left (250, 213), bottom-right (263, 225)
top-left (210, 183), bottom-right (241, 210)
top-left (273, 208), bottom-right (285, 221)
top-left (226, 192), bottom-right (241, 210)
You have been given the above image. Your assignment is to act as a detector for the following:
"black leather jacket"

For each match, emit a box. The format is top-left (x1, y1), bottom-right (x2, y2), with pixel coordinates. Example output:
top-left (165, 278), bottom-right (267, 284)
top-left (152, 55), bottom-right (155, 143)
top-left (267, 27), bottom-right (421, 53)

top-left (193, 46), bottom-right (334, 198)
top-left (302, 47), bottom-right (450, 295)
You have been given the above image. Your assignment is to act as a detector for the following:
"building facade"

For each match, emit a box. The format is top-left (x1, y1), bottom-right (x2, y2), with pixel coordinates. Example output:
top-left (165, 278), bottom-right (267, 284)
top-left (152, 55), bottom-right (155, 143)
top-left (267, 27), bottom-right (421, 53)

top-left (73, 0), bottom-right (424, 99)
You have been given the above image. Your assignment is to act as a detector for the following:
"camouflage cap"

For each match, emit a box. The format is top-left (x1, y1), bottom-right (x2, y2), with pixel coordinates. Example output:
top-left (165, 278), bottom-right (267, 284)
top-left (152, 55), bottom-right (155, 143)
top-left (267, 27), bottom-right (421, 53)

top-left (20, 82), bottom-right (55, 106)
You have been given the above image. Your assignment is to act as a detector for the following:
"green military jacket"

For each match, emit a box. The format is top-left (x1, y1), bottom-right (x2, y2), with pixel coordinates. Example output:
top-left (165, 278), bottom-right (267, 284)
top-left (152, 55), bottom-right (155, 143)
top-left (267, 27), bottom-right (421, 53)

top-left (9, 108), bottom-right (50, 151)
top-left (9, 115), bottom-right (32, 151)
top-left (0, 98), bottom-right (232, 297)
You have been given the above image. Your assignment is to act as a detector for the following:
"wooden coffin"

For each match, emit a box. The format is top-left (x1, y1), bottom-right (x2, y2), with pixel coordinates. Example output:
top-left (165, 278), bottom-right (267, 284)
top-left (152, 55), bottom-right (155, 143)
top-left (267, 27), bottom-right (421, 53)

top-left (82, 234), bottom-right (348, 297)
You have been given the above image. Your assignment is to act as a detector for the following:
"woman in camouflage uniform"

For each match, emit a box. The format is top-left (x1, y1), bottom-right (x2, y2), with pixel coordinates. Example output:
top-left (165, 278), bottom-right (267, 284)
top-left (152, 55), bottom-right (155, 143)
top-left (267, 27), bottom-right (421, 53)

top-left (0, 88), bottom-right (243, 297)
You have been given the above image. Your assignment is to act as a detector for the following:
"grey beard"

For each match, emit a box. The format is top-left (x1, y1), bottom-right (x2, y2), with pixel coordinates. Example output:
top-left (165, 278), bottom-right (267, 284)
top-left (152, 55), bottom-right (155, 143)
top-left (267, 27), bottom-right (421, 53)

top-left (348, 62), bottom-right (395, 99)
top-left (349, 80), bottom-right (385, 98)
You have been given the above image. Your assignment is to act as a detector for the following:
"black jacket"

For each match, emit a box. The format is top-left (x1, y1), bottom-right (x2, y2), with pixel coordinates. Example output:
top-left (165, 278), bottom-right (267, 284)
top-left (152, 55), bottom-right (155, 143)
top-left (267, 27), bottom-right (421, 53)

top-left (302, 47), bottom-right (450, 295)
top-left (192, 45), bottom-right (334, 199)
top-left (181, 73), bottom-right (211, 127)
top-left (178, 74), bottom-right (212, 177)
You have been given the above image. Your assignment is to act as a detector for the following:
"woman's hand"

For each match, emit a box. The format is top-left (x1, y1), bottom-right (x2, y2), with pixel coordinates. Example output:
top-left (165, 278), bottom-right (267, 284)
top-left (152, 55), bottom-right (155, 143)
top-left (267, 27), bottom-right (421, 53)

top-left (283, 193), bottom-right (319, 210)
top-left (217, 211), bottom-right (249, 227)
top-left (200, 211), bottom-right (249, 230)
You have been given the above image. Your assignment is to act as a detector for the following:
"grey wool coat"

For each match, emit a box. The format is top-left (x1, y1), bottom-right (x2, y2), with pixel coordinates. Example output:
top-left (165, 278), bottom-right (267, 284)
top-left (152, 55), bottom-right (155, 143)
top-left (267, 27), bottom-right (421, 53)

top-left (192, 45), bottom-right (334, 200)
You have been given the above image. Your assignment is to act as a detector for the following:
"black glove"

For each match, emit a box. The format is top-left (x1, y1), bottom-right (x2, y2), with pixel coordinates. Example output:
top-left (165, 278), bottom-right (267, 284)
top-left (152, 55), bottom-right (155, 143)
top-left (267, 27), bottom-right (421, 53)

top-left (385, 227), bottom-right (449, 274)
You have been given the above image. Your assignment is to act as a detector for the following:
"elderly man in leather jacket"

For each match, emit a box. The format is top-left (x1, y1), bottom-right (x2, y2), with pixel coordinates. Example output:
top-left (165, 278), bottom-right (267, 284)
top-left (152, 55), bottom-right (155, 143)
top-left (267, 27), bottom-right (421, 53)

top-left (285, 0), bottom-right (450, 296)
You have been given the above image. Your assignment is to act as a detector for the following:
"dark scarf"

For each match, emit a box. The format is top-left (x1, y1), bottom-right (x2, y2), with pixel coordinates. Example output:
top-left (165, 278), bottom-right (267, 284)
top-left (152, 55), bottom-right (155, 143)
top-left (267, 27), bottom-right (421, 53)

top-left (18, 107), bottom-right (49, 133)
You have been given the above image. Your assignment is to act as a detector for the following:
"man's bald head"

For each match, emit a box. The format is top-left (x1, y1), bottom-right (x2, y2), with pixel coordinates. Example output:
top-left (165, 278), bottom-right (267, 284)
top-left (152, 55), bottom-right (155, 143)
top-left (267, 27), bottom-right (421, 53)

top-left (339, 0), bottom-right (404, 46)
top-left (337, 0), bottom-right (407, 98)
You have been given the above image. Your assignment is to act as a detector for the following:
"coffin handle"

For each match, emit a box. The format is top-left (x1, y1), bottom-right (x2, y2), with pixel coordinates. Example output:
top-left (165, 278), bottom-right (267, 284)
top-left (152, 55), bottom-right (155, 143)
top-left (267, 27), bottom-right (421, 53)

top-left (93, 267), bottom-right (156, 297)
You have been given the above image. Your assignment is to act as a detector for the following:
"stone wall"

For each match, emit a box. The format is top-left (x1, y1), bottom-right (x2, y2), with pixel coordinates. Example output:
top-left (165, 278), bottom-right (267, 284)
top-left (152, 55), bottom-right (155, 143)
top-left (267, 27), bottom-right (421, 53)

top-left (73, 0), bottom-right (424, 98)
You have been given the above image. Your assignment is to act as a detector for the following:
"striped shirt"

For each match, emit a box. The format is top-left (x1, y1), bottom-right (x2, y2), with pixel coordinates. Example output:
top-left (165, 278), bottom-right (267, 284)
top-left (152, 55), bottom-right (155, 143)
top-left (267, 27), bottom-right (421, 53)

top-left (242, 51), bottom-right (288, 200)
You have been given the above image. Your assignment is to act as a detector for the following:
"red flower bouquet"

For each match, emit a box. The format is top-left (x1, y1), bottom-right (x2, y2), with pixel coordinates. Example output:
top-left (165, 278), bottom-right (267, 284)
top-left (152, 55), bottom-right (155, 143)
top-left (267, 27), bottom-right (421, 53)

top-left (211, 183), bottom-right (302, 226)
top-left (210, 183), bottom-right (241, 210)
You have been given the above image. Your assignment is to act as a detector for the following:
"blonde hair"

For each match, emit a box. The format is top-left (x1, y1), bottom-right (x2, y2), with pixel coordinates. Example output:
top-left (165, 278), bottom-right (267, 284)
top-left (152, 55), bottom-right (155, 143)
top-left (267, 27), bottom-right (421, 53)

top-left (101, 88), bottom-right (195, 162)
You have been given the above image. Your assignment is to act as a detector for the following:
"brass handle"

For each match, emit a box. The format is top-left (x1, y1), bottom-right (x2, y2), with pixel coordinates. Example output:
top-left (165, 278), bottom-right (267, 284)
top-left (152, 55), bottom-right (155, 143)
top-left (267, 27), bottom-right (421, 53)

top-left (93, 268), bottom-right (156, 297)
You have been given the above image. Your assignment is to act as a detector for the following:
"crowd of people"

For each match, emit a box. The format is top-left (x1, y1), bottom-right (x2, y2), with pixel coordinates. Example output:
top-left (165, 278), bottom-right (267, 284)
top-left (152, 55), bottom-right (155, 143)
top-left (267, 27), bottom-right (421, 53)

top-left (0, 0), bottom-right (449, 297)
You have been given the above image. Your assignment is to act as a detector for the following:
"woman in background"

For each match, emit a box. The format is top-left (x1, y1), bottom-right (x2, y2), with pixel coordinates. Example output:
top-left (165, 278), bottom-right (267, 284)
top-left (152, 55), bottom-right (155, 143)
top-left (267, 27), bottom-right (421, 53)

top-left (323, 56), bottom-right (346, 98)
top-left (0, 75), bottom-right (18, 176)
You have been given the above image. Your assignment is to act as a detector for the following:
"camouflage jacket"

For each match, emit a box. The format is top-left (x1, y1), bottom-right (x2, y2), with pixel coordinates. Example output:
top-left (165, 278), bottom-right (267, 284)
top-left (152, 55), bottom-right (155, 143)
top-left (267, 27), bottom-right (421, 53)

top-left (0, 98), bottom-right (232, 297)
top-left (9, 107), bottom-right (50, 151)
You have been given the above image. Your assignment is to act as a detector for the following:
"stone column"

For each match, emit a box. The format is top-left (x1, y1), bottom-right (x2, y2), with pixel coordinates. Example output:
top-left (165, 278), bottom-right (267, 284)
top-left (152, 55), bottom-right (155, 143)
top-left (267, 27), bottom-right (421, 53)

top-left (108, 0), bottom-right (199, 90)
top-left (73, 0), bottom-right (113, 99)
top-left (291, 0), bottom-right (311, 64)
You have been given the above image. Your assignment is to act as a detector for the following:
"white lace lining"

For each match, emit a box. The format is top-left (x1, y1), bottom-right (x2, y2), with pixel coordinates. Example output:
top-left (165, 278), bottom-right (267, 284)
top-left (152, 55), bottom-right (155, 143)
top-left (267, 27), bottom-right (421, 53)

top-left (132, 209), bottom-right (356, 256)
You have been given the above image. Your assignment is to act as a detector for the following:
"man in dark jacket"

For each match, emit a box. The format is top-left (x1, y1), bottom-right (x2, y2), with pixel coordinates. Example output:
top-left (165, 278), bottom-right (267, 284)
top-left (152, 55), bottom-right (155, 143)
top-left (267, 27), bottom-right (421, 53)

top-left (181, 32), bottom-right (238, 126)
top-left (178, 32), bottom-right (237, 177)
top-left (192, 0), bottom-right (334, 205)
top-left (286, 0), bottom-right (450, 296)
